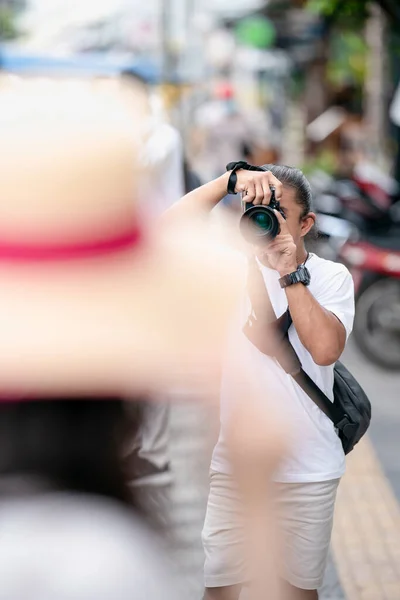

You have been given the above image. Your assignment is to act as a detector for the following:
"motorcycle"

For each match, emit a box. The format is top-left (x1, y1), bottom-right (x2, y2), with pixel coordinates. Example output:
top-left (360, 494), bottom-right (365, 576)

top-left (309, 168), bottom-right (400, 369)
top-left (309, 165), bottom-right (400, 262)
top-left (308, 171), bottom-right (354, 261)
top-left (340, 230), bottom-right (400, 369)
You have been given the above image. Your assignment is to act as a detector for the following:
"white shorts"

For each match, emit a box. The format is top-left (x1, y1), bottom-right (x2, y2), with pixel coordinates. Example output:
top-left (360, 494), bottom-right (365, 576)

top-left (202, 470), bottom-right (340, 591)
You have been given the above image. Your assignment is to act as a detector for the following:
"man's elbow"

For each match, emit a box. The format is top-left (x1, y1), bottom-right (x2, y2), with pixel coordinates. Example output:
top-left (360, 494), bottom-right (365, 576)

top-left (310, 343), bottom-right (343, 367)
top-left (313, 353), bottom-right (338, 367)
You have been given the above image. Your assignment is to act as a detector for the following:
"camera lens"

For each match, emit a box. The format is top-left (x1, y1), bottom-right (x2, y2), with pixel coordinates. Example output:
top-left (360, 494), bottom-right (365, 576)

top-left (239, 205), bottom-right (280, 243)
top-left (250, 211), bottom-right (274, 233)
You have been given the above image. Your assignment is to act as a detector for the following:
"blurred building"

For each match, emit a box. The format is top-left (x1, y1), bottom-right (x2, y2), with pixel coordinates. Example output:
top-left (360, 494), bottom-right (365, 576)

top-left (19, 0), bottom-right (162, 57)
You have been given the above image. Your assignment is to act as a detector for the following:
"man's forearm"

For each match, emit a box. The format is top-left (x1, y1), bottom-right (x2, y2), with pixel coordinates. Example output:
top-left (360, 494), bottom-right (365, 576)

top-left (161, 172), bottom-right (230, 225)
top-left (285, 284), bottom-right (345, 366)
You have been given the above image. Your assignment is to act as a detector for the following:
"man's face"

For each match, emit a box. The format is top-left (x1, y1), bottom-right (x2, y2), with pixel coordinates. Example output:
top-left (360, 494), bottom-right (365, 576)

top-left (253, 186), bottom-right (314, 265)
top-left (274, 186), bottom-right (304, 245)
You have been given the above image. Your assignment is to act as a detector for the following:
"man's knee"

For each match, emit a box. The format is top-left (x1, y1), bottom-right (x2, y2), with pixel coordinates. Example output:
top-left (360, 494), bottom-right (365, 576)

top-left (203, 584), bottom-right (241, 600)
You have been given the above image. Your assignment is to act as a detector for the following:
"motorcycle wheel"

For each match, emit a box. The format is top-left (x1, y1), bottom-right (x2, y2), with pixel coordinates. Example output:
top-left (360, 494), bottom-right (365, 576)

top-left (353, 278), bottom-right (400, 370)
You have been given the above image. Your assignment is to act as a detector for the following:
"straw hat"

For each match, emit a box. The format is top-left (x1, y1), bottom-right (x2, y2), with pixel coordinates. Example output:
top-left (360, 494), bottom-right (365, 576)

top-left (0, 75), bottom-right (244, 397)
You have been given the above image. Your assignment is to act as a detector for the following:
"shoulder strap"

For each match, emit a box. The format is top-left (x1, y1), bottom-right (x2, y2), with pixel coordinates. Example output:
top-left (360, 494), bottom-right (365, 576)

top-left (280, 309), bottom-right (292, 336)
top-left (245, 258), bottom-right (292, 351)
top-left (292, 365), bottom-right (349, 429)
top-left (245, 260), bottom-right (352, 434)
top-left (277, 321), bottom-right (352, 432)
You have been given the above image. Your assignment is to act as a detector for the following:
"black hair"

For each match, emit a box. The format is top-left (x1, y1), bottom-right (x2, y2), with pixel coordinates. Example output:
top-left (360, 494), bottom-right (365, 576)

top-left (262, 164), bottom-right (313, 219)
top-left (183, 159), bottom-right (202, 194)
top-left (0, 398), bottom-right (143, 507)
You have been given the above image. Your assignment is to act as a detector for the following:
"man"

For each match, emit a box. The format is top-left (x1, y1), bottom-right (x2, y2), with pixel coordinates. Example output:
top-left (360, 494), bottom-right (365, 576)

top-left (165, 165), bottom-right (354, 600)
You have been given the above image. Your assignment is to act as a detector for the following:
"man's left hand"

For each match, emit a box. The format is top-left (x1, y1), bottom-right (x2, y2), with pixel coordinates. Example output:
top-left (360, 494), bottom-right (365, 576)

top-left (259, 210), bottom-right (297, 276)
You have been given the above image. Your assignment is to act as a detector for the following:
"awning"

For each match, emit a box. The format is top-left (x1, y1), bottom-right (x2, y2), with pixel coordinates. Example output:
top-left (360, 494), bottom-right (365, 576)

top-left (0, 47), bottom-right (160, 83)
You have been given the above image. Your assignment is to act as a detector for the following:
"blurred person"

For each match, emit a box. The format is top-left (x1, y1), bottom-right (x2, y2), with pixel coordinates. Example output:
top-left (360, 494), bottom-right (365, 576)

top-left (121, 69), bottom-right (199, 530)
top-left (121, 69), bottom-right (185, 216)
top-left (0, 75), bottom-right (255, 599)
top-left (0, 399), bottom-right (183, 600)
top-left (183, 157), bottom-right (203, 194)
top-left (165, 165), bottom-right (355, 600)
top-left (191, 82), bottom-right (277, 185)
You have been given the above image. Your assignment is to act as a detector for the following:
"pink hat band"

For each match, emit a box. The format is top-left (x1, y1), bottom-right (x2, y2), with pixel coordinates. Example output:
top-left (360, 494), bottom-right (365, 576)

top-left (0, 225), bottom-right (142, 263)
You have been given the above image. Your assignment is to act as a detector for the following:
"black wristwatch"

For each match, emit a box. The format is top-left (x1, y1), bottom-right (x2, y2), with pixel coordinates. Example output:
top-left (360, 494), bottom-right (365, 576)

top-left (279, 264), bottom-right (311, 289)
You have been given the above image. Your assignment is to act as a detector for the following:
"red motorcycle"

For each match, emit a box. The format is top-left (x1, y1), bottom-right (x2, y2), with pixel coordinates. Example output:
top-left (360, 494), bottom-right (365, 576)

top-left (340, 230), bottom-right (400, 369)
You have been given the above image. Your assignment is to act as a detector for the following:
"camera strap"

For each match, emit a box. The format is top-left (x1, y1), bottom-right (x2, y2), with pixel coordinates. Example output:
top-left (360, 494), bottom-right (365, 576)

top-left (226, 161), bottom-right (267, 195)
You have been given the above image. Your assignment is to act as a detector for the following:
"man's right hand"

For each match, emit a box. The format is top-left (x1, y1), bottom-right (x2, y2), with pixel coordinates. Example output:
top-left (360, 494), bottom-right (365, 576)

top-left (234, 169), bottom-right (283, 205)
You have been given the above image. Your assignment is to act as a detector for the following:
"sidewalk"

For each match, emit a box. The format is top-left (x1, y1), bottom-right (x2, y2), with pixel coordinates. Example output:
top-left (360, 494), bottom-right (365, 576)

top-left (332, 437), bottom-right (400, 600)
top-left (330, 341), bottom-right (400, 600)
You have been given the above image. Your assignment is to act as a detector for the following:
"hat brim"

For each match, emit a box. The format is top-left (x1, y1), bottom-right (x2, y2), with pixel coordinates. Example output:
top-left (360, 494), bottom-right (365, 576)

top-left (0, 222), bottom-right (245, 398)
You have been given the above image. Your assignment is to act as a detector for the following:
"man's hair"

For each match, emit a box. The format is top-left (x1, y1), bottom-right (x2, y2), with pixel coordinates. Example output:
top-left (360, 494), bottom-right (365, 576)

top-left (262, 164), bottom-right (313, 218)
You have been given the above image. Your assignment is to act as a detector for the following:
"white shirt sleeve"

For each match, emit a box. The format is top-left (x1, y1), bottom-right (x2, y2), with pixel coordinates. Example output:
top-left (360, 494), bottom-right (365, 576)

top-left (313, 265), bottom-right (355, 339)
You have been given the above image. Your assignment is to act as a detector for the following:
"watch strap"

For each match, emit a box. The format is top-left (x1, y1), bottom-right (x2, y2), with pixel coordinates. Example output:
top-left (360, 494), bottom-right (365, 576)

top-left (279, 273), bottom-right (294, 288)
top-left (279, 266), bottom-right (310, 288)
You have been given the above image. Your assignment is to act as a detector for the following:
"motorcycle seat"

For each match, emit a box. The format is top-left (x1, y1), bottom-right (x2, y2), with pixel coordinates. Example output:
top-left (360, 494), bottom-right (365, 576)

top-left (365, 230), bottom-right (400, 251)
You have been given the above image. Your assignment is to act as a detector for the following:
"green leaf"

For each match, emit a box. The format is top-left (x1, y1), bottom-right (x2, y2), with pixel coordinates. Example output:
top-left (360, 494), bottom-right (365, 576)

top-left (0, 6), bottom-right (21, 41)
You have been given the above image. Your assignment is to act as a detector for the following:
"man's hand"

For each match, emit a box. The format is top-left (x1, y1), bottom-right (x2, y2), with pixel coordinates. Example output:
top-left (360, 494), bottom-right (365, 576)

top-left (162, 167), bottom-right (283, 225)
top-left (235, 169), bottom-right (283, 205)
top-left (259, 210), bottom-right (298, 276)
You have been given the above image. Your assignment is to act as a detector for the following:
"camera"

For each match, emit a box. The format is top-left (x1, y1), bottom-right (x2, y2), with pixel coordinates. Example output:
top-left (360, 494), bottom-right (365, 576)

top-left (239, 187), bottom-right (286, 244)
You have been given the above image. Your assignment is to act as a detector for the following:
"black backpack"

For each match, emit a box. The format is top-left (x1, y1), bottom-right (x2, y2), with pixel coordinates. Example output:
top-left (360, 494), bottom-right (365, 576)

top-left (243, 259), bottom-right (371, 455)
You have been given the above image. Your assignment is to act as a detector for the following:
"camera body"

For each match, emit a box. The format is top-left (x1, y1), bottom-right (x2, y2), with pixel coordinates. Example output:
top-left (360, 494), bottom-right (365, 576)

top-left (239, 187), bottom-right (286, 244)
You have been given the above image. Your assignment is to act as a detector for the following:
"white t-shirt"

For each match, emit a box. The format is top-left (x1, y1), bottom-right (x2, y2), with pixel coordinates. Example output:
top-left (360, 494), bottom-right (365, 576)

top-left (211, 253), bottom-right (355, 483)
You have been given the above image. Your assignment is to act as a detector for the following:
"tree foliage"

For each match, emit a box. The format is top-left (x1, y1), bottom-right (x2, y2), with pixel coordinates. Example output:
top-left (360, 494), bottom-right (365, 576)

top-left (0, 4), bottom-right (23, 41)
top-left (307, 0), bottom-right (400, 27)
top-left (306, 0), bottom-right (370, 27)
top-left (328, 31), bottom-right (368, 87)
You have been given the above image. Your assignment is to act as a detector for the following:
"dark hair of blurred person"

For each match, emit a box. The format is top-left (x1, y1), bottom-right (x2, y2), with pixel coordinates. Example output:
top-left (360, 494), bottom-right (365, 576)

top-left (0, 398), bottom-right (143, 509)
top-left (183, 158), bottom-right (202, 194)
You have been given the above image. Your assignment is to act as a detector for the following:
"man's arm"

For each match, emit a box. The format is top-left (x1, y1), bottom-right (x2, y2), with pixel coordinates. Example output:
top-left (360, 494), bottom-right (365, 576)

top-left (160, 173), bottom-right (230, 225)
top-left (284, 284), bottom-right (346, 366)
top-left (160, 169), bottom-right (284, 226)
top-left (264, 211), bottom-right (348, 366)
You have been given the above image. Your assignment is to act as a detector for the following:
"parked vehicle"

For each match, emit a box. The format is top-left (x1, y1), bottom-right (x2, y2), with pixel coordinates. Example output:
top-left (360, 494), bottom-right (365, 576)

top-left (310, 168), bottom-right (400, 368)
top-left (309, 171), bottom-right (359, 261)
top-left (340, 230), bottom-right (400, 369)
top-left (309, 164), bottom-right (400, 254)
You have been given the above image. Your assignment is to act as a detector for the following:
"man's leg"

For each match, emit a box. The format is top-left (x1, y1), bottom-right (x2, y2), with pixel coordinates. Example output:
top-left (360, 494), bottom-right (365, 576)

top-left (276, 479), bottom-right (340, 600)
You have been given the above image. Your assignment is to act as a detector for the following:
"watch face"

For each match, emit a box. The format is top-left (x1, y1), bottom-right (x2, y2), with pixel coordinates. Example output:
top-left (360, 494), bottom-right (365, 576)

top-left (298, 265), bottom-right (311, 285)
